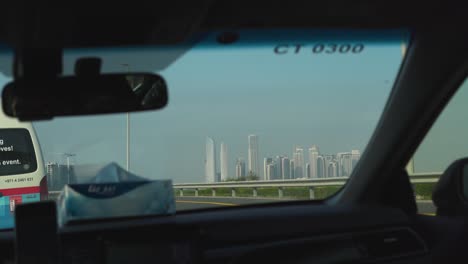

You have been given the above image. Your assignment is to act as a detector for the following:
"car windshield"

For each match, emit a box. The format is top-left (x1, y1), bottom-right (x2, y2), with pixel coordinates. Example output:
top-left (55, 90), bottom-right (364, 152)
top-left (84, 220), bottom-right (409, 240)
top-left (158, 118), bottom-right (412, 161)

top-left (0, 29), bottom-right (408, 229)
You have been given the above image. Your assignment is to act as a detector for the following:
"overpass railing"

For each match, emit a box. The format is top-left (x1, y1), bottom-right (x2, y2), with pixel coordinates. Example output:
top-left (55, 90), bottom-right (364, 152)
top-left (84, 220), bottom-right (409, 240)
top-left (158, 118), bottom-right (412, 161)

top-left (47, 172), bottom-right (441, 200)
top-left (172, 172), bottom-right (441, 199)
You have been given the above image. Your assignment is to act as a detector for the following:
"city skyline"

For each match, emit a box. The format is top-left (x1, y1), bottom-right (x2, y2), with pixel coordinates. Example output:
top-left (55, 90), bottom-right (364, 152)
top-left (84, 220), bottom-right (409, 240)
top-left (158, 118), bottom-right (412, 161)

top-left (205, 134), bottom-right (361, 182)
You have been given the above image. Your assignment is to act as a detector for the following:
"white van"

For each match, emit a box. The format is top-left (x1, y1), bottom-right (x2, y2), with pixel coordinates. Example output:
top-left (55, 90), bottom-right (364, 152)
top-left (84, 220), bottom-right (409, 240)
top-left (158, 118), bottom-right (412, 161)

top-left (0, 107), bottom-right (47, 218)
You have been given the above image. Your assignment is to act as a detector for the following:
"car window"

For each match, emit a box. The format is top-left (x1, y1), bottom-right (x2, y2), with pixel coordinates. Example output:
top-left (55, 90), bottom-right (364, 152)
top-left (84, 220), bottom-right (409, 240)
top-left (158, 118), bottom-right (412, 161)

top-left (0, 29), bottom-right (408, 229)
top-left (0, 129), bottom-right (37, 176)
top-left (411, 78), bottom-right (468, 202)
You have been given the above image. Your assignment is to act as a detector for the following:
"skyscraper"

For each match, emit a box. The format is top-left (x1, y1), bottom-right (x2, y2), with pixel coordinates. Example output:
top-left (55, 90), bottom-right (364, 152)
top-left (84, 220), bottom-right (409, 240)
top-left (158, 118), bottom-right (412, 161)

top-left (46, 162), bottom-right (59, 191)
top-left (336, 152), bottom-right (351, 176)
top-left (236, 158), bottom-right (246, 178)
top-left (46, 162), bottom-right (76, 191)
top-left (340, 153), bottom-right (353, 177)
top-left (317, 155), bottom-right (325, 178)
top-left (328, 162), bottom-right (337, 178)
top-left (292, 151), bottom-right (299, 178)
top-left (293, 147), bottom-right (304, 179)
top-left (248, 135), bottom-right (259, 177)
top-left (290, 160), bottom-right (295, 179)
top-left (274, 156), bottom-right (283, 180)
top-left (264, 157), bottom-right (273, 180)
top-left (281, 157), bottom-right (290, 179)
top-left (323, 155), bottom-right (334, 178)
top-left (266, 163), bottom-right (276, 181)
top-left (205, 137), bottom-right (217, 183)
top-left (220, 142), bottom-right (228, 181)
top-left (332, 162), bottom-right (337, 177)
top-left (308, 145), bottom-right (319, 178)
top-left (336, 165), bottom-right (340, 177)
top-left (351, 150), bottom-right (361, 171)
top-left (306, 163), bottom-right (311, 178)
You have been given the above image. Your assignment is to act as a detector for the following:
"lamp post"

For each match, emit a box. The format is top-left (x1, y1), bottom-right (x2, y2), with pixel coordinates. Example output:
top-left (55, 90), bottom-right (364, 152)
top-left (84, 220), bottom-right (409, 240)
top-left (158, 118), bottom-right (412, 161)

top-left (50, 152), bottom-right (76, 184)
top-left (122, 63), bottom-right (130, 172)
top-left (63, 153), bottom-right (76, 184)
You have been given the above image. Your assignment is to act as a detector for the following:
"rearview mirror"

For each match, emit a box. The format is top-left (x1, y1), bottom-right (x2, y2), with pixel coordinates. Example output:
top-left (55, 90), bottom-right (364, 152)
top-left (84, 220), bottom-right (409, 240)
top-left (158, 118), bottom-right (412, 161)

top-left (2, 73), bottom-right (168, 121)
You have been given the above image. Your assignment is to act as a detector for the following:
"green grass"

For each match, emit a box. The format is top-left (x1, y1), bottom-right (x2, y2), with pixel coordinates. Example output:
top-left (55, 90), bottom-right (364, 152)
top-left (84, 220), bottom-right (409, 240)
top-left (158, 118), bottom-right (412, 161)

top-left (196, 189), bottom-right (210, 196)
top-left (314, 186), bottom-right (342, 199)
top-left (413, 182), bottom-right (436, 200)
top-left (283, 187), bottom-right (309, 199)
top-left (213, 188), bottom-right (254, 197)
top-left (181, 189), bottom-right (196, 196)
top-left (282, 186), bottom-right (342, 199)
top-left (215, 188), bottom-right (232, 197)
top-left (174, 186), bottom-right (342, 199)
top-left (257, 187), bottom-right (279, 197)
top-left (235, 188), bottom-right (254, 197)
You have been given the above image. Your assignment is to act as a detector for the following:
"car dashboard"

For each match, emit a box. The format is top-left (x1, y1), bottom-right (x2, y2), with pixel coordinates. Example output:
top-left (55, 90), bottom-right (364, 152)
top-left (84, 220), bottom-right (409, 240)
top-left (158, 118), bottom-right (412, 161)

top-left (0, 203), bottom-right (433, 264)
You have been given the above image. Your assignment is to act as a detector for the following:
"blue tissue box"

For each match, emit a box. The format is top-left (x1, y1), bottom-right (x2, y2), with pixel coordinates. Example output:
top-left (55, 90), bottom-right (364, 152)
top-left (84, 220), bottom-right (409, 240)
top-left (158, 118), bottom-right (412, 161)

top-left (57, 180), bottom-right (175, 226)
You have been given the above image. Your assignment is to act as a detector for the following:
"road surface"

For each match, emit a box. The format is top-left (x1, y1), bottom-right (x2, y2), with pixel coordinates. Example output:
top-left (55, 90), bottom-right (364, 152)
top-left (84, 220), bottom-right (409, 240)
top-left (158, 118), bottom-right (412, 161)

top-left (176, 197), bottom-right (437, 215)
top-left (176, 197), bottom-right (282, 210)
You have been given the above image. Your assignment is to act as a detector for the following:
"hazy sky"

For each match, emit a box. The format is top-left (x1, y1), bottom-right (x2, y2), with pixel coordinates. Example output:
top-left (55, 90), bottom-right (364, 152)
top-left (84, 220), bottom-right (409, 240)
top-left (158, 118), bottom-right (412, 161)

top-left (0, 30), bottom-right (408, 183)
top-left (414, 78), bottom-right (468, 172)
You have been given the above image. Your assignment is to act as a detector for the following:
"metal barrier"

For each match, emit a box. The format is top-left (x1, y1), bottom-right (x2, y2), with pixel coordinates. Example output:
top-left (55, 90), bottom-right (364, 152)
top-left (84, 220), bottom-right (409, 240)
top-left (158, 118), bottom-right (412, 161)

top-left (46, 172), bottom-right (441, 200)
top-left (173, 172), bottom-right (441, 199)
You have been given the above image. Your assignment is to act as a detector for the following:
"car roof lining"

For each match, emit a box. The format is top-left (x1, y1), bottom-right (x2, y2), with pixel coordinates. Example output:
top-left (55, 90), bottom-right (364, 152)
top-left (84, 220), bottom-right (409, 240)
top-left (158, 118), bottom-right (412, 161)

top-left (0, 0), bottom-right (464, 48)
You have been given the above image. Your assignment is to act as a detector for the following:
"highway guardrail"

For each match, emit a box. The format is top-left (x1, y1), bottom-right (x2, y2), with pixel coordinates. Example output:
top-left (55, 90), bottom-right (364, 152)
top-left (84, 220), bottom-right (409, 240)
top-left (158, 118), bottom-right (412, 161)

top-left (172, 172), bottom-right (441, 199)
top-left (47, 172), bottom-right (441, 200)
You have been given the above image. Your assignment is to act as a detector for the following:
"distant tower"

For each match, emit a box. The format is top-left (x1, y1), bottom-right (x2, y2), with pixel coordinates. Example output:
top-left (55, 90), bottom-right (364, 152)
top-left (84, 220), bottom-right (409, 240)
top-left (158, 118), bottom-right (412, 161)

top-left (274, 156), bottom-right (283, 180)
top-left (340, 153), bottom-right (353, 177)
top-left (248, 135), bottom-right (259, 177)
top-left (293, 147), bottom-right (304, 178)
top-left (205, 137), bottom-right (217, 183)
top-left (351, 150), bottom-right (361, 171)
top-left (264, 157), bottom-right (273, 180)
top-left (317, 156), bottom-right (325, 178)
top-left (281, 157), bottom-right (290, 179)
top-left (328, 162), bottom-right (337, 178)
top-left (290, 160), bottom-right (295, 179)
top-left (323, 155), bottom-right (334, 178)
top-left (306, 163), bottom-right (311, 178)
top-left (46, 162), bottom-right (59, 191)
top-left (220, 142), bottom-right (228, 181)
top-left (266, 164), bottom-right (276, 181)
top-left (308, 145), bottom-right (319, 178)
top-left (236, 158), bottom-right (246, 178)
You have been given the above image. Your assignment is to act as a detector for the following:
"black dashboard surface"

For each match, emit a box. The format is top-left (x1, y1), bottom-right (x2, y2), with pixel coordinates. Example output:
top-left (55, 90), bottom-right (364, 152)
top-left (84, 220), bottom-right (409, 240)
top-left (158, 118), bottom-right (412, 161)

top-left (0, 202), bottom-right (432, 264)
